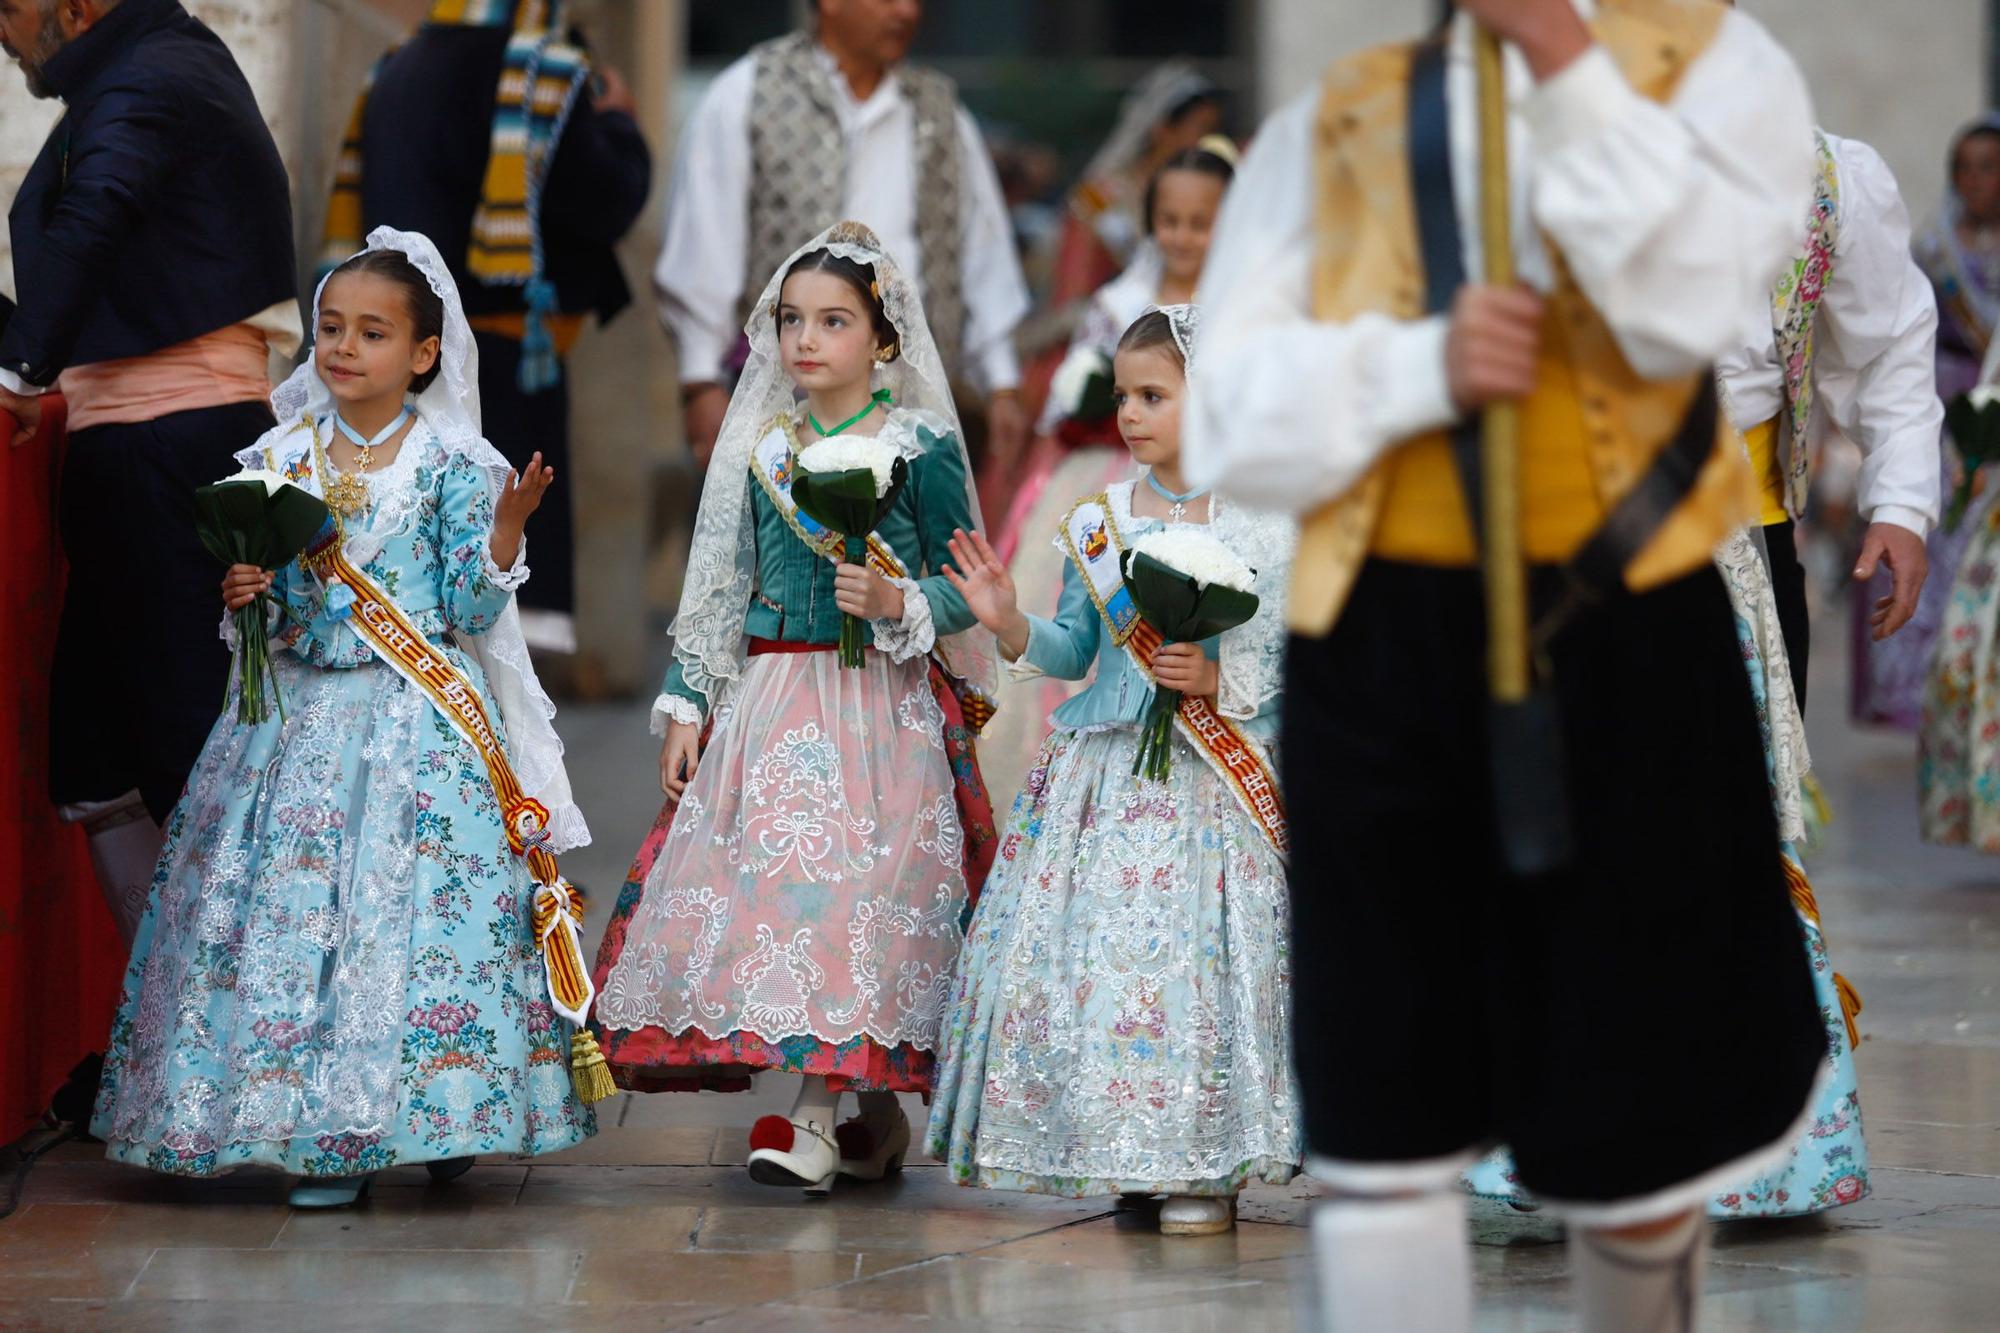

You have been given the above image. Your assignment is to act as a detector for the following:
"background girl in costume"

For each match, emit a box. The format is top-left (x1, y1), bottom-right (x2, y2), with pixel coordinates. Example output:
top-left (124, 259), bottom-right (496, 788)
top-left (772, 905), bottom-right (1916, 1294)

top-left (90, 229), bottom-right (595, 1208)
top-left (590, 222), bottom-right (998, 1196)
top-left (981, 140), bottom-right (1238, 804)
top-left (926, 306), bottom-right (1300, 1237)
top-left (1854, 115), bottom-right (2000, 728)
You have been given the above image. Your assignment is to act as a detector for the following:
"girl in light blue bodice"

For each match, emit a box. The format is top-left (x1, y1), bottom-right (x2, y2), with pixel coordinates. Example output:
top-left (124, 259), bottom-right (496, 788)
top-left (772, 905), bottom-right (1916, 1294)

top-left (927, 307), bottom-right (1301, 1236)
top-left (91, 231), bottom-right (594, 1209)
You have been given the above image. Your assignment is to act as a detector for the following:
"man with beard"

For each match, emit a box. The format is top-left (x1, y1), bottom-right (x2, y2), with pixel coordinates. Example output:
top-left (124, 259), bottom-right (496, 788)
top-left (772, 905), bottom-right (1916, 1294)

top-left (0, 0), bottom-right (297, 934)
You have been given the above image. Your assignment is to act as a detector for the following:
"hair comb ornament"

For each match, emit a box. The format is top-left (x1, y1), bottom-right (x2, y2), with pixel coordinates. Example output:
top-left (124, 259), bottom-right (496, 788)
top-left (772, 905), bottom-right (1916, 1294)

top-left (1196, 134), bottom-right (1242, 169)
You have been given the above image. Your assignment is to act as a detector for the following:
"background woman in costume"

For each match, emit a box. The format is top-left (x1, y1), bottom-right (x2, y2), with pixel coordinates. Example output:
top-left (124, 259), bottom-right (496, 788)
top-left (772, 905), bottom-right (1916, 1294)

top-left (590, 223), bottom-right (998, 1196)
top-left (1467, 516), bottom-right (1869, 1219)
top-left (926, 307), bottom-right (1301, 1238)
top-left (980, 140), bottom-right (1238, 804)
top-left (1853, 115), bottom-right (2000, 727)
top-left (90, 229), bottom-right (595, 1208)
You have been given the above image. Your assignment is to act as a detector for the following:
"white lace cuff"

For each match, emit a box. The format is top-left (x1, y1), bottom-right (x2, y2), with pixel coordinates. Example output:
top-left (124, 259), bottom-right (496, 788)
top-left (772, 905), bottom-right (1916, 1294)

top-left (218, 601), bottom-right (282, 650)
top-left (869, 576), bottom-right (936, 664)
top-left (1004, 653), bottom-right (1046, 683)
top-left (483, 537), bottom-right (531, 592)
top-left (651, 691), bottom-right (705, 736)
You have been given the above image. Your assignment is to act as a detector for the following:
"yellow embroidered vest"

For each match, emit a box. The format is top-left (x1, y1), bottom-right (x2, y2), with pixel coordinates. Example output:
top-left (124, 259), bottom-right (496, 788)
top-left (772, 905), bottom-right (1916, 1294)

top-left (1290, 0), bottom-right (1758, 637)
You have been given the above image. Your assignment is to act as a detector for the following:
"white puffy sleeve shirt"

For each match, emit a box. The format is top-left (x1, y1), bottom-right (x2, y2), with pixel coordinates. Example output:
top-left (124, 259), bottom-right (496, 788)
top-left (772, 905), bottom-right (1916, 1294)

top-left (1716, 135), bottom-right (1942, 537)
top-left (653, 51), bottom-right (1029, 394)
top-left (1185, 5), bottom-right (1816, 517)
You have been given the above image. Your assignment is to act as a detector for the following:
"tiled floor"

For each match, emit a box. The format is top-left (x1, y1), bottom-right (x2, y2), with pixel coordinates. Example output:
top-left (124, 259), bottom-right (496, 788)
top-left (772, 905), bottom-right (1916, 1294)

top-left (3, 621), bottom-right (1997, 1331)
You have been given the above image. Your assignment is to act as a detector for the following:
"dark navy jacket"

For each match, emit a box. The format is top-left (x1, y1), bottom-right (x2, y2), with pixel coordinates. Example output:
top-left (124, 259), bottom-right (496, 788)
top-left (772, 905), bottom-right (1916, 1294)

top-left (0, 0), bottom-right (296, 387)
top-left (358, 22), bottom-right (651, 325)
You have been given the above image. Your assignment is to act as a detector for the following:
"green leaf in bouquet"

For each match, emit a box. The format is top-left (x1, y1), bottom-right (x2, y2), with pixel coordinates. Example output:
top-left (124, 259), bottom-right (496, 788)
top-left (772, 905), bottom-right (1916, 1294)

top-left (1121, 550), bottom-right (1262, 644)
top-left (1076, 369), bottom-right (1116, 422)
top-left (194, 481), bottom-right (269, 564)
top-left (261, 484), bottom-right (334, 568)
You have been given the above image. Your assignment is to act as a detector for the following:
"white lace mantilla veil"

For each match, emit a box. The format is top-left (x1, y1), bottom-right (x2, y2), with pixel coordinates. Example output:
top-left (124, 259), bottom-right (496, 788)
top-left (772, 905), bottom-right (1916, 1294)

top-left (668, 220), bottom-right (1000, 724)
top-left (242, 225), bottom-right (589, 854)
top-left (1143, 301), bottom-right (1297, 723)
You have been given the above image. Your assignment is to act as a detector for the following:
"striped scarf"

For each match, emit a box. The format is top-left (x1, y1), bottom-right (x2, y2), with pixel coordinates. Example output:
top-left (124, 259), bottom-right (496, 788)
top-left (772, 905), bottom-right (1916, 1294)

top-left (322, 0), bottom-right (591, 393)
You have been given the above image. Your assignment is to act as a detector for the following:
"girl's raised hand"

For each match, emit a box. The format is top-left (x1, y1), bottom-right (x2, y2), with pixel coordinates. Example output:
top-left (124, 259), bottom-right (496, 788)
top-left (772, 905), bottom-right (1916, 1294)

top-left (942, 528), bottom-right (1017, 628)
top-left (222, 563), bottom-right (272, 611)
top-left (498, 452), bottom-right (556, 528)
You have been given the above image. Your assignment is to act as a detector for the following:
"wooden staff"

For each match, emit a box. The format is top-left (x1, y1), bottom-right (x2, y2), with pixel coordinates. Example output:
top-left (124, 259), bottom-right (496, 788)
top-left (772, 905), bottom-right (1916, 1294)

top-left (1474, 25), bottom-right (1530, 702)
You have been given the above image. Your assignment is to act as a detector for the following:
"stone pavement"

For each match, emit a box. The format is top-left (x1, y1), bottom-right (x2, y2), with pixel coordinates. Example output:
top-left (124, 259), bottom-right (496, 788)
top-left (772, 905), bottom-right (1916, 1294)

top-left (3, 621), bottom-right (1997, 1331)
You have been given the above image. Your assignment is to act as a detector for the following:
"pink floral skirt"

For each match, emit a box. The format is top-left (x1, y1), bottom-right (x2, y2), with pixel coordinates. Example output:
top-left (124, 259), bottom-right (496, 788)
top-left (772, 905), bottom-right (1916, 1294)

top-left (593, 649), bottom-right (977, 1094)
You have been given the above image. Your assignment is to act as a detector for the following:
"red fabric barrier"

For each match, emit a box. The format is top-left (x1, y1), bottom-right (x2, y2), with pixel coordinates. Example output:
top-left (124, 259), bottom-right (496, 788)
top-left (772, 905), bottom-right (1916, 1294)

top-left (1, 396), bottom-right (123, 1142)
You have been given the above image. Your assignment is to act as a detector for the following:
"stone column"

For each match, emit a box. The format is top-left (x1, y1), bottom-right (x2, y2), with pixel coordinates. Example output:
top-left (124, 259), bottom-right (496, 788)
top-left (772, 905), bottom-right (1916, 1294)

top-left (559, 0), bottom-right (685, 698)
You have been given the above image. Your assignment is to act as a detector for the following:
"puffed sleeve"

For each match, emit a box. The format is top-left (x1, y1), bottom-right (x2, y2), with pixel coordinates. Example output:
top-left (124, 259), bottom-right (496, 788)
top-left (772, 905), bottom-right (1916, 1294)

top-left (872, 423), bottom-right (980, 662)
top-left (437, 452), bottom-right (527, 637)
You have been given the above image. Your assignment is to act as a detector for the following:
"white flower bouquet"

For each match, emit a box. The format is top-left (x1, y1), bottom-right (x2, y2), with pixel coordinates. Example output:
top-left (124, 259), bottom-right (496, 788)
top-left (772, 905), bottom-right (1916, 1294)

top-left (1121, 529), bottom-right (1260, 780)
top-left (792, 436), bottom-right (910, 667)
top-left (1048, 343), bottom-right (1116, 423)
top-left (1945, 384), bottom-right (2000, 531)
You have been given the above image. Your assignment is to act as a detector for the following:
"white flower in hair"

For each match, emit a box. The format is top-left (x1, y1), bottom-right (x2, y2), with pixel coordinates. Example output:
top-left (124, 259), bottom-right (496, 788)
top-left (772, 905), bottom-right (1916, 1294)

top-left (797, 436), bottom-right (902, 497)
top-left (1128, 528), bottom-right (1256, 593)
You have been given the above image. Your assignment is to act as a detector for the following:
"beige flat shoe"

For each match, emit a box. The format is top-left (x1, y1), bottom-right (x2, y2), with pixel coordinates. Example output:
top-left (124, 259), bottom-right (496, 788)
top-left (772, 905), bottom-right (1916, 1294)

top-left (1159, 1194), bottom-right (1236, 1236)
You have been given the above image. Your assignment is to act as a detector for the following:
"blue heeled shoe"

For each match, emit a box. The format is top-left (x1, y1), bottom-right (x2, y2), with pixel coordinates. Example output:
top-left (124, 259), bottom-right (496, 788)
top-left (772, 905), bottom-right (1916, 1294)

top-left (287, 1173), bottom-right (374, 1209)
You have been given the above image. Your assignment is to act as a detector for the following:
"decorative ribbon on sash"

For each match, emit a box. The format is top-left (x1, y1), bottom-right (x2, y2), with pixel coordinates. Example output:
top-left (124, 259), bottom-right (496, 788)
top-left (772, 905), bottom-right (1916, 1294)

top-left (1058, 493), bottom-right (1290, 856)
top-left (1771, 130), bottom-right (1841, 520)
top-left (280, 425), bottom-right (612, 1102)
top-left (751, 421), bottom-right (997, 733)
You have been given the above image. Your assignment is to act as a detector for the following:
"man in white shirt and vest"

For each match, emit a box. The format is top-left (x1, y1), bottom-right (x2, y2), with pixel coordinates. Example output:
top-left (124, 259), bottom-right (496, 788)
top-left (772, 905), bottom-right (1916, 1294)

top-left (655, 0), bottom-right (1030, 472)
top-left (1718, 125), bottom-right (1941, 711)
top-left (1187, 1), bottom-right (1825, 1328)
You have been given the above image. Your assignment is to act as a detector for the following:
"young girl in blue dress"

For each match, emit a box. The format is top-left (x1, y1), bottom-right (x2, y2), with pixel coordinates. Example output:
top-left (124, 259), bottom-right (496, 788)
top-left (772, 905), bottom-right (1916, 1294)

top-left (91, 228), bottom-right (595, 1207)
top-left (926, 307), bottom-right (1301, 1235)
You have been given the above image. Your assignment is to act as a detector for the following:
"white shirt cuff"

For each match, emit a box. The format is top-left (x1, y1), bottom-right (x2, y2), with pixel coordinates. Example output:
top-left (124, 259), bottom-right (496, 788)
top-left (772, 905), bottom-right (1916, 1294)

top-left (978, 339), bottom-right (1023, 396)
top-left (674, 329), bottom-right (731, 387)
top-left (870, 576), bottom-right (937, 663)
top-left (1866, 504), bottom-right (1932, 540)
top-left (482, 539), bottom-right (531, 592)
top-left (651, 691), bottom-right (705, 736)
top-left (1524, 46), bottom-right (1640, 153)
top-left (0, 367), bottom-right (46, 396)
top-left (1372, 316), bottom-right (1460, 444)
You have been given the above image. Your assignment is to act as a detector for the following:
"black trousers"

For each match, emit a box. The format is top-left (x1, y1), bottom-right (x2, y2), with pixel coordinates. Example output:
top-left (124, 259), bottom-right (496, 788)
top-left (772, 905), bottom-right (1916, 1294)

top-left (1282, 560), bottom-right (1825, 1206)
top-left (473, 331), bottom-right (573, 619)
top-left (1762, 520), bottom-right (1811, 712)
top-left (50, 400), bottom-right (275, 822)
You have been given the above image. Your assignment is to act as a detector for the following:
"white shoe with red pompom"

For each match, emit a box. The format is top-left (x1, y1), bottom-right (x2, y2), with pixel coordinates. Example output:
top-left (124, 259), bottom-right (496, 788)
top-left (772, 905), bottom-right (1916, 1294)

top-left (746, 1115), bottom-right (841, 1195)
top-left (833, 1105), bottom-right (911, 1182)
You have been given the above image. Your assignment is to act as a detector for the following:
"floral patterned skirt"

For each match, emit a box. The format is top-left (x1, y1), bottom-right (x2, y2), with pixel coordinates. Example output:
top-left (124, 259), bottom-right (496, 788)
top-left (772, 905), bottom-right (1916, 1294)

top-left (926, 723), bottom-right (1302, 1198)
top-left (1463, 842), bottom-right (1869, 1218)
top-left (592, 650), bottom-right (970, 1094)
top-left (1920, 506), bottom-right (2000, 848)
top-left (90, 653), bottom-right (595, 1177)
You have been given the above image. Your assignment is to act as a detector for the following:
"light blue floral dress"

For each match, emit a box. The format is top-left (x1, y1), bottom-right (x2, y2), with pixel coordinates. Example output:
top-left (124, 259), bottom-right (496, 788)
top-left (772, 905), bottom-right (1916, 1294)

top-left (91, 419), bottom-right (595, 1177)
top-left (926, 482), bottom-right (1302, 1197)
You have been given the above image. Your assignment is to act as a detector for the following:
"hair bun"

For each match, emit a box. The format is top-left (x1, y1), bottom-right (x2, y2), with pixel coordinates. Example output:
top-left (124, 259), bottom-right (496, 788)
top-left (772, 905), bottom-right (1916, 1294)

top-left (1195, 134), bottom-right (1241, 169)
